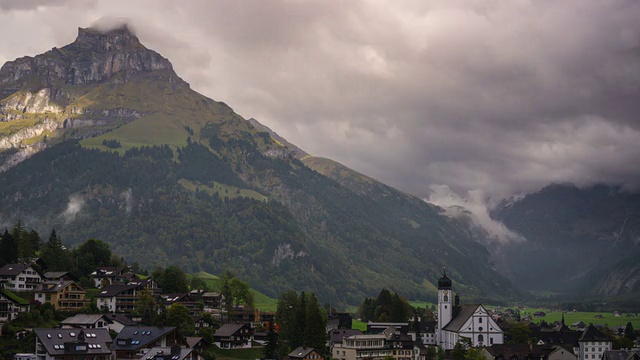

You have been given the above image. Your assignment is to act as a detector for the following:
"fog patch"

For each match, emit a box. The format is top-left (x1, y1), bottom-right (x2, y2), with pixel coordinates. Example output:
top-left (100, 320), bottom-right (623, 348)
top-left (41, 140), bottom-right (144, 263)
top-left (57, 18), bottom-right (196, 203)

top-left (62, 194), bottom-right (85, 223)
top-left (428, 185), bottom-right (524, 244)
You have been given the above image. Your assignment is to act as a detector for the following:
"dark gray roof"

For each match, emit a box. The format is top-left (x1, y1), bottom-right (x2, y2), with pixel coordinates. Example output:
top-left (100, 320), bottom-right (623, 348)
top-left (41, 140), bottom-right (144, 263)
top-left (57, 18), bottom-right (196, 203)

top-left (34, 328), bottom-right (111, 356)
top-left (112, 326), bottom-right (177, 351)
top-left (579, 324), bottom-right (611, 342)
top-left (95, 283), bottom-right (138, 297)
top-left (105, 313), bottom-right (138, 326)
top-left (330, 329), bottom-right (363, 344)
top-left (0, 264), bottom-right (31, 276)
top-left (603, 350), bottom-right (640, 360)
top-left (43, 271), bottom-right (73, 279)
top-left (442, 304), bottom-right (479, 332)
top-left (142, 346), bottom-right (194, 360)
top-left (61, 314), bottom-right (112, 325)
top-left (34, 281), bottom-right (82, 293)
top-left (289, 346), bottom-right (318, 359)
top-left (214, 323), bottom-right (249, 337)
top-left (185, 337), bottom-right (204, 348)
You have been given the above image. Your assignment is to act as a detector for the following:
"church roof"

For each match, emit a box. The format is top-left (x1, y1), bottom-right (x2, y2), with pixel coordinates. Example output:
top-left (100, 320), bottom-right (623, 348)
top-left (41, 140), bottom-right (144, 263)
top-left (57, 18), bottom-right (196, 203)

top-left (438, 268), bottom-right (452, 289)
top-left (442, 304), bottom-right (480, 332)
top-left (579, 324), bottom-right (610, 342)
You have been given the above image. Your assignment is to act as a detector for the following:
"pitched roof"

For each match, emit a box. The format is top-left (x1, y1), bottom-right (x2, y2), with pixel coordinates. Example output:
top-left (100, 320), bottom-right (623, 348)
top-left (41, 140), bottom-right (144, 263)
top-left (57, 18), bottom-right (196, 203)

top-left (34, 328), bottom-right (111, 356)
top-left (43, 271), bottom-right (74, 280)
top-left (214, 323), bottom-right (249, 337)
top-left (142, 346), bottom-right (194, 360)
top-left (104, 313), bottom-right (138, 326)
top-left (603, 350), bottom-right (640, 360)
top-left (442, 304), bottom-right (480, 332)
top-left (289, 346), bottom-right (318, 359)
top-left (94, 283), bottom-right (138, 297)
top-left (34, 281), bottom-right (83, 293)
top-left (185, 337), bottom-right (204, 348)
top-left (579, 324), bottom-right (610, 342)
top-left (61, 314), bottom-right (112, 326)
top-left (329, 329), bottom-right (363, 344)
top-left (0, 263), bottom-right (31, 276)
top-left (0, 289), bottom-right (30, 305)
top-left (112, 326), bottom-right (177, 351)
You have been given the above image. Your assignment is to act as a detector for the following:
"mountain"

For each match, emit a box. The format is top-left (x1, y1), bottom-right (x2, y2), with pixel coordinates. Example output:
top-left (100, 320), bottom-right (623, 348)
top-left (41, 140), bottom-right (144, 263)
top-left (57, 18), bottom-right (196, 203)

top-left (492, 184), bottom-right (640, 298)
top-left (0, 25), bottom-right (520, 305)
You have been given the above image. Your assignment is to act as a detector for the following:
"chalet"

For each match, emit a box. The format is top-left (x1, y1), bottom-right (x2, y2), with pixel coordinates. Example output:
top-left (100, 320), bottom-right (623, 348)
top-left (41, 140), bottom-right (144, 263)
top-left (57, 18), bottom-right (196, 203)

top-left (90, 267), bottom-right (136, 288)
top-left (578, 325), bottom-right (612, 360)
top-left (33, 281), bottom-right (89, 311)
top-left (333, 326), bottom-right (414, 360)
top-left (0, 289), bottom-right (30, 322)
top-left (61, 314), bottom-right (113, 330)
top-left (42, 272), bottom-right (77, 282)
top-left (95, 279), bottom-right (159, 313)
top-left (213, 323), bottom-right (253, 349)
top-left (185, 337), bottom-right (206, 352)
top-left (34, 328), bottom-right (112, 360)
top-left (159, 293), bottom-right (202, 316)
top-left (199, 292), bottom-right (225, 311)
top-left (288, 346), bottom-right (324, 360)
top-left (0, 264), bottom-right (42, 292)
top-left (111, 326), bottom-right (178, 359)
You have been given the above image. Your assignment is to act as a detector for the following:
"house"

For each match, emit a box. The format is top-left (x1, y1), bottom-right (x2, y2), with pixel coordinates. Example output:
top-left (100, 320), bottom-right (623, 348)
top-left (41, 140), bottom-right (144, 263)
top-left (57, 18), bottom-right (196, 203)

top-left (333, 326), bottom-right (414, 360)
top-left (140, 345), bottom-right (202, 360)
top-left (329, 329), bottom-right (363, 353)
top-left (34, 328), bottom-right (113, 360)
top-left (546, 345), bottom-right (579, 360)
top-left (327, 313), bottom-right (353, 331)
top-left (436, 268), bottom-right (503, 349)
top-left (42, 272), bottom-right (78, 282)
top-left (0, 264), bottom-right (42, 292)
top-left (410, 321), bottom-right (437, 346)
top-left (199, 292), bottom-right (225, 311)
top-left (95, 280), bottom-right (159, 313)
top-left (111, 326), bottom-right (178, 359)
top-left (90, 267), bottom-right (137, 288)
top-left (61, 314), bottom-right (113, 330)
top-left (33, 281), bottom-right (89, 311)
top-left (184, 337), bottom-right (206, 352)
top-left (0, 289), bottom-right (30, 322)
top-left (105, 313), bottom-right (139, 333)
top-left (213, 323), bottom-right (253, 349)
top-left (577, 325), bottom-right (612, 360)
top-left (602, 350), bottom-right (640, 360)
top-left (288, 346), bottom-right (324, 360)
top-left (159, 293), bottom-right (203, 316)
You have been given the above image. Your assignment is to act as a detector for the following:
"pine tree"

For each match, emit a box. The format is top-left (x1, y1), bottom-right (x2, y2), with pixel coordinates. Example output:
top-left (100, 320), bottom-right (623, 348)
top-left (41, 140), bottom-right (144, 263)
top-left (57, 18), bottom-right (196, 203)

top-left (625, 322), bottom-right (636, 341)
top-left (303, 293), bottom-right (327, 354)
top-left (264, 322), bottom-right (279, 359)
top-left (0, 229), bottom-right (19, 264)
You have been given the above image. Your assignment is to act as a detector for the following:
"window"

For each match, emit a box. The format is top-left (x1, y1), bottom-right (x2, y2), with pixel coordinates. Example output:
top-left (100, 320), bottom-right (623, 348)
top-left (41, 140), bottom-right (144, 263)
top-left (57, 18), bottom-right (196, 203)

top-left (479, 318), bottom-right (483, 323)
top-left (490, 338), bottom-right (494, 345)
top-left (479, 327), bottom-right (483, 331)
top-left (478, 335), bottom-right (484, 343)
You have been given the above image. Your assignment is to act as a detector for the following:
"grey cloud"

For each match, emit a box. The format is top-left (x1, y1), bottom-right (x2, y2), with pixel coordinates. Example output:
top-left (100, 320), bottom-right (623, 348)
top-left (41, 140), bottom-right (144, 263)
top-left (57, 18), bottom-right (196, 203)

top-left (1, 0), bottom-right (640, 201)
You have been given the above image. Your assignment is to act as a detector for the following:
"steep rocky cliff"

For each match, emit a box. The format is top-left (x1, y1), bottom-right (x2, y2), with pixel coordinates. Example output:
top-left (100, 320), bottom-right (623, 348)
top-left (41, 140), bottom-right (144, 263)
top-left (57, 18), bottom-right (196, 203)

top-left (0, 25), bottom-right (178, 169)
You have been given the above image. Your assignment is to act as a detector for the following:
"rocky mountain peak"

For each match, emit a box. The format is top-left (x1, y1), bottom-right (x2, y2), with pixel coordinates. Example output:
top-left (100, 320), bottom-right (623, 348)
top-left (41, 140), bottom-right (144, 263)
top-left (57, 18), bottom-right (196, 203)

top-left (74, 25), bottom-right (141, 52)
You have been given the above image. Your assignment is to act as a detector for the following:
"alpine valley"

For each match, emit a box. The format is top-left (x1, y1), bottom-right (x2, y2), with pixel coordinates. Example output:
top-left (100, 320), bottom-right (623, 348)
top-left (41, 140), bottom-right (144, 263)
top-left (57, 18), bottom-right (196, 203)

top-left (0, 26), bottom-right (637, 307)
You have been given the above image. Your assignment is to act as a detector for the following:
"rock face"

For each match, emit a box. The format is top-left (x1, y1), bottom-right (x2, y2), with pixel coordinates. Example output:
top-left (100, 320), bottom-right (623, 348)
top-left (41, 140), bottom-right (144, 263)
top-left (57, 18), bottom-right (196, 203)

top-left (0, 25), bottom-right (175, 169)
top-left (0, 25), bottom-right (172, 89)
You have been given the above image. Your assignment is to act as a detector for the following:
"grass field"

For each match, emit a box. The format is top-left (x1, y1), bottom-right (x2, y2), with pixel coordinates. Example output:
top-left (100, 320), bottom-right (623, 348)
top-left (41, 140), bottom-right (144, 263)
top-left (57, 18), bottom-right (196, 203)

top-left (191, 271), bottom-right (278, 312)
top-left (352, 319), bottom-right (367, 331)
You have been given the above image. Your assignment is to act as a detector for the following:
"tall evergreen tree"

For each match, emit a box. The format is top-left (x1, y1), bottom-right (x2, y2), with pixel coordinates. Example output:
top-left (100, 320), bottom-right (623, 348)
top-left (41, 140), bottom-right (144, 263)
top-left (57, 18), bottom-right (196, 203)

top-left (40, 229), bottom-right (70, 270)
top-left (0, 229), bottom-right (19, 264)
top-left (625, 322), bottom-right (636, 341)
top-left (263, 321), bottom-right (279, 360)
top-left (304, 293), bottom-right (327, 354)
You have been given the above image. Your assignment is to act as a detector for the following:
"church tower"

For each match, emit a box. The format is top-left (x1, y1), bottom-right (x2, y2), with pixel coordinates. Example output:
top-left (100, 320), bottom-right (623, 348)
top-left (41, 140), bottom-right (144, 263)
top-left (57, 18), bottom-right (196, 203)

top-left (437, 267), bottom-right (453, 347)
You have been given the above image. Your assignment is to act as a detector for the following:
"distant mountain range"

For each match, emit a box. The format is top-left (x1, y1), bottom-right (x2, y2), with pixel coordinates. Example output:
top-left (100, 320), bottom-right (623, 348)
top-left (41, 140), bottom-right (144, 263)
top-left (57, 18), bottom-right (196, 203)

top-left (0, 25), bottom-right (520, 306)
top-left (491, 184), bottom-right (640, 299)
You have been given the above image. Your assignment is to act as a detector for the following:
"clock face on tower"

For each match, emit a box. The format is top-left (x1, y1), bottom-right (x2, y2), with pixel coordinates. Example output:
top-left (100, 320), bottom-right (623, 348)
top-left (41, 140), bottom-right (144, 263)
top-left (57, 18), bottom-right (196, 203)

top-left (443, 290), bottom-right (449, 297)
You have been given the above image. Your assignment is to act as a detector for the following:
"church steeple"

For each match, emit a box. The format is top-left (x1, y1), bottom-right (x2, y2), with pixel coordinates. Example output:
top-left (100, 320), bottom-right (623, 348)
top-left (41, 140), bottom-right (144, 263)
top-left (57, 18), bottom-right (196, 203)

top-left (437, 266), bottom-right (453, 348)
top-left (438, 266), bottom-right (452, 290)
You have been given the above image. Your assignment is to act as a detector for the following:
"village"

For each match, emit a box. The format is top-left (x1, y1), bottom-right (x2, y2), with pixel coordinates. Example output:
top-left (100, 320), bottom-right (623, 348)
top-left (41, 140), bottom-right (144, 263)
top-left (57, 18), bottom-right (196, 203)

top-left (1, 257), bottom-right (639, 360)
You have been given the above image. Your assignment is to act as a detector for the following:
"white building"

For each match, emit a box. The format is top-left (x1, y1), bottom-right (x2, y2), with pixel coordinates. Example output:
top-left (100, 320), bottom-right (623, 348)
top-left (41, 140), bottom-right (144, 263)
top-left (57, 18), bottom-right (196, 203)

top-left (436, 268), bottom-right (504, 349)
top-left (578, 325), bottom-right (612, 360)
top-left (0, 264), bottom-right (42, 292)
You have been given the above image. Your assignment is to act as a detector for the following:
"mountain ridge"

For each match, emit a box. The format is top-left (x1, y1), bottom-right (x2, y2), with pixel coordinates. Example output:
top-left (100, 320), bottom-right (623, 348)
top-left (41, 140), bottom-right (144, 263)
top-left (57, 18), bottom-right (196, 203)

top-left (0, 25), bottom-right (520, 305)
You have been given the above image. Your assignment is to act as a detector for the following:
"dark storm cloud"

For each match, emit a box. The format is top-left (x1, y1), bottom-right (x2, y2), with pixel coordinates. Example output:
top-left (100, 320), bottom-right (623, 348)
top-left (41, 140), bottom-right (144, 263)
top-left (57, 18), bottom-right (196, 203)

top-left (2, 0), bottom-right (640, 202)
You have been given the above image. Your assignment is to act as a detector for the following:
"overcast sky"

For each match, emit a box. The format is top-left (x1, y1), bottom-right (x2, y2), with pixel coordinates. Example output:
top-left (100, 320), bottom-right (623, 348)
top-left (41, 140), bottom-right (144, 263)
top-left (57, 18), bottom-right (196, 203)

top-left (2, 0), bottom-right (640, 204)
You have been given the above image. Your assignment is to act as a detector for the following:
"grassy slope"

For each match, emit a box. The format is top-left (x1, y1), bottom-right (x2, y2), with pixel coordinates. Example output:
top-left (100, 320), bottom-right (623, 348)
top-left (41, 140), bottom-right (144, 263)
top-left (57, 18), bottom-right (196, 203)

top-left (192, 271), bottom-right (278, 312)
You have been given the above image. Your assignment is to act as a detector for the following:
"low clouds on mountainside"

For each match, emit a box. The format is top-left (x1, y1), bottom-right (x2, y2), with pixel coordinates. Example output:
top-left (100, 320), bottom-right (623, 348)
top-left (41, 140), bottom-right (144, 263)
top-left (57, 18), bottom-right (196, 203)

top-left (1, 1), bottom-right (640, 201)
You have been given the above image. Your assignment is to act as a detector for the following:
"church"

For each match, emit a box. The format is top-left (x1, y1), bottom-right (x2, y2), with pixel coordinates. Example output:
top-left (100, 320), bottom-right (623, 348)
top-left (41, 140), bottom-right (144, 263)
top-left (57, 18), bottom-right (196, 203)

top-left (436, 268), bottom-right (504, 349)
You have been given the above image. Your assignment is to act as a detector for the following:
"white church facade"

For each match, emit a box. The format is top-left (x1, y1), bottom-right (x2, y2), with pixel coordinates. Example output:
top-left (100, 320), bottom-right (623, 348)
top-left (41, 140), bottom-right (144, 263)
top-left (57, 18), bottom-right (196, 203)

top-left (436, 268), bottom-right (504, 349)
